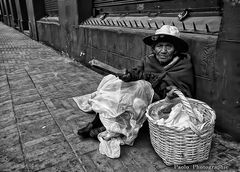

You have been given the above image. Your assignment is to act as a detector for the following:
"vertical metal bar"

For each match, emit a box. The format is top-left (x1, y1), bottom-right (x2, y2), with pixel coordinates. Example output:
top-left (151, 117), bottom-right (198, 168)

top-left (148, 22), bottom-right (152, 29)
top-left (129, 20), bottom-right (133, 28)
top-left (111, 20), bottom-right (115, 26)
top-left (193, 22), bottom-right (197, 31)
top-left (106, 20), bottom-right (111, 25)
top-left (205, 24), bottom-right (210, 33)
top-left (93, 20), bottom-right (97, 25)
top-left (123, 20), bottom-right (128, 27)
top-left (96, 20), bottom-right (101, 25)
top-left (134, 20), bottom-right (138, 28)
top-left (90, 20), bottom-right (95, 25)
top-left (155, 22), bottom-right (159, 29)
top-left (182, 22), bottom-right (186, 30)
top-left (140, 21), bottom-right (145, 28)
top-left (120, 21), bottom-right (125, 27)
top-left (116, 20), bottom-right (120, 27)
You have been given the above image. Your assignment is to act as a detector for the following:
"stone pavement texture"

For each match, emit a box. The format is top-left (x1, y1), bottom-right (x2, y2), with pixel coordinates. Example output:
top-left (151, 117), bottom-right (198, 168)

top-left (0, 22), bottom-right (239, 172)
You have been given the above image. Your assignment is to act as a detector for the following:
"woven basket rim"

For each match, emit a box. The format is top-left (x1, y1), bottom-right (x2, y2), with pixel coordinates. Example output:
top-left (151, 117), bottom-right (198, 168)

top-left (146, 97), bottom-right (216, 134)
top-left (147, 117), bottom-right (214, 134)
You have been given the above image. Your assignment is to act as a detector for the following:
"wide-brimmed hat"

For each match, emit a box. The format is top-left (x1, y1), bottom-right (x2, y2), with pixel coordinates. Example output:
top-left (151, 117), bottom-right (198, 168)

top-left (143, 25), bottom-right (188, 52)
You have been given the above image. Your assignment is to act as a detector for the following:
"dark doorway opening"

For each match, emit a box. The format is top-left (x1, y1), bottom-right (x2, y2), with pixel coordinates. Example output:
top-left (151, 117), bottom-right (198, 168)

top-left (19, 0), bottom-right (29, 34)
top-left (10, 0), bottom-right (18, 27)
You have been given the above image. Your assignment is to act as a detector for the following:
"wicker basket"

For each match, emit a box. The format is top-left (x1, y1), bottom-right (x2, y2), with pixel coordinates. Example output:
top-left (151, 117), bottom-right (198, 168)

top-left (146, 89), bottom-right (216, 166)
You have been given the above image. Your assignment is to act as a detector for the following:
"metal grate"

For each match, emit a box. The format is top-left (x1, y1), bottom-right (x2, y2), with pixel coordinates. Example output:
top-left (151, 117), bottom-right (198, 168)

top-left (92, 0), bottom-right (222, 16)
top-left (44, 0), bottom-right (58, 16)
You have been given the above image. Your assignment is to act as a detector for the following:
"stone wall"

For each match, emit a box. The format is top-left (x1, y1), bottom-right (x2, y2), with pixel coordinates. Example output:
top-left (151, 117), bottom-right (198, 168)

top-left (37, 20), bottom-right (62, 51)
top-left (34, 0), bottom-right (240, 141)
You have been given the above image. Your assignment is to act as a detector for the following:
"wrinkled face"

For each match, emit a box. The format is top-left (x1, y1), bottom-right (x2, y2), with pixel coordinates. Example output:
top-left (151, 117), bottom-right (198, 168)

top-left (154, 42), bottom-right (175, 64)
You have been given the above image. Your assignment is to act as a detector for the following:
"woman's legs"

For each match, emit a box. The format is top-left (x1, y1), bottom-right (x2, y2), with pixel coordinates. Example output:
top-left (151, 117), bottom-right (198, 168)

top-left (77, 114), bottom-right (106, 139)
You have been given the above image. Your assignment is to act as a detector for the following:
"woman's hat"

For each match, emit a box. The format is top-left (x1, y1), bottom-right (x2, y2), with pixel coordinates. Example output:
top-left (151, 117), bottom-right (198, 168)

top-left (143, 25), bottom-right (188, 52)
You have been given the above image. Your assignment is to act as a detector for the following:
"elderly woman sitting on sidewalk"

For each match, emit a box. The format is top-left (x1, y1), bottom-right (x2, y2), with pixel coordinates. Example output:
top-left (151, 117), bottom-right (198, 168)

top-left (75, 25), bottom-right (194, 144)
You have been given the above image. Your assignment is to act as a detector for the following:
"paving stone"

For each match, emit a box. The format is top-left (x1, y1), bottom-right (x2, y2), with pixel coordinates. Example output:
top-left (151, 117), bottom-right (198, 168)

top-left (24, 135), bottom-right (70, 159)
top-left (0, 111), bottom-right (14, 122)
top-left (27, 151), bottom-right (75, 171)
top-left (7, 72), bottom-right (29, 81)
top-left (0, 82), bottom-right (10, 91)
top-left (37, 158), bottom-right (85, 172)
top-left (0, 83), bottom-right (9, 92)
top-left (16, 111), bottom-right (50, 125)
top-left (11, 88), bottom-right (38, 97)
top-left (48, 108), bottom-right (95, 136)
top-left (0, 92), bottom-right (12, 106)
top-left (0, 162), bottom-right (26, 172)
top-left (12, 94), bottom-right (42, 105)
top-left (87, 150), bottom-right (128, 172)
top-left (18, 117), bottom-right (60, 143)
top-left (0, 100), bottom-right (13, 113)
top-left (67, 134), bottom-right (99, 155)
top-left (0, 115), bottom-right (15, 129)
top-left (0, 145), bottom-right (25, 168)
top-left (30, 72), bottom-right (60, 84)
top-left (14, 100), bottom-right (49, 123)
top-left (9, 84), bottom-right (36, 92)
top-left (0, 127), bottom-right (19, 149)
top-left (8, 78), bottom-right (33, 88)
top-left (78, 154), bottom-right (99, 172)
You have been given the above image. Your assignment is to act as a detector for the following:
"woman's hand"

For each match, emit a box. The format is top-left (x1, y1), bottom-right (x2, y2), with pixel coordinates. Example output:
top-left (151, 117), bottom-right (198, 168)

top-left (166, 86), bottom-right (178, 99)
top-left (118, 72), bottom-right (131, 82)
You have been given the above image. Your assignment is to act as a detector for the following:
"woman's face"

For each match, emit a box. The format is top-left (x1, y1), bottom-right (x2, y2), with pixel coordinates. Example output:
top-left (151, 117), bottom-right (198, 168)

top-left (154, 42), bottom-right (175, 64)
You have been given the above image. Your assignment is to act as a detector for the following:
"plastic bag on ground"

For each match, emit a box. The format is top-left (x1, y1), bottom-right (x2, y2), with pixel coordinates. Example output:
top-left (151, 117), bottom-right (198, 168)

top-left (98, 131), bottom-right (123, 159)
top-left (73, 74), bottom-right (154, 157)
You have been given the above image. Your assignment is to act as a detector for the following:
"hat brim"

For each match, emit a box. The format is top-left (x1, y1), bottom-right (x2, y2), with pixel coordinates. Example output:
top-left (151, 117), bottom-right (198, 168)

top-left (143, 34), bottom-right (188, 53)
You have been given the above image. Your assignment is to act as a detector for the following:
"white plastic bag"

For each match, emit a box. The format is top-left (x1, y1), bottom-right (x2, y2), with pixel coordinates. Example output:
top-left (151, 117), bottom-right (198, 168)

top-left (98, 131), bottom-right (123, 159)
top-left (73, 74), bottom-right (154, 158)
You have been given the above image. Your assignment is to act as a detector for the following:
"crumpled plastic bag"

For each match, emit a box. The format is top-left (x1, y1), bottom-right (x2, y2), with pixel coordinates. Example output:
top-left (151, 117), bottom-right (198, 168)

top-left (98, 131), bottom-right (124, 159)
top-left (73, 74), bottom-right (154, 158)
top-left (148, 102), bottom-right (206, 131)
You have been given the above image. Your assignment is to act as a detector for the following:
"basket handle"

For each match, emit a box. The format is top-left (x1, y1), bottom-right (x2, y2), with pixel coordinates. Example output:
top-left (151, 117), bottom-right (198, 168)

top-left (167, 88), bottom-right (204, 137)
top-left (167, 89), bottom-right (196, 118)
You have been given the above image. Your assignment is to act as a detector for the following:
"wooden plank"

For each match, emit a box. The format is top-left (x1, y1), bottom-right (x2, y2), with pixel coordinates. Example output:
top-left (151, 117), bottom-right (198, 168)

top-left (89, 59), bottom-right (126, 75)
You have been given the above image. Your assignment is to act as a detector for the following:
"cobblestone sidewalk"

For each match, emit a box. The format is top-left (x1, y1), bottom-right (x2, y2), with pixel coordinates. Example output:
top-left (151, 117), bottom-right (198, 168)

top-left (0, 22), bottom-right (239, 172)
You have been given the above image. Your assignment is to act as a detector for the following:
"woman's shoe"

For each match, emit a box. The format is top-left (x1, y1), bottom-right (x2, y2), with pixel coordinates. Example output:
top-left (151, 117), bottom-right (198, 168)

top-left (77, 123), bottom-right (93, 138)
top-left (89, 126), bottom-right (106, 139)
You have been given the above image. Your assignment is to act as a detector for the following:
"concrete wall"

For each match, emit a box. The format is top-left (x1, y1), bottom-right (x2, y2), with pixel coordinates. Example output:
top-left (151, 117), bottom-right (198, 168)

top-left (213, 2), bottom-right (240, 140)
top-left (36, 0), bottom-right (79, 52)
top-left (37, 21), bottom-right (62, 50)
